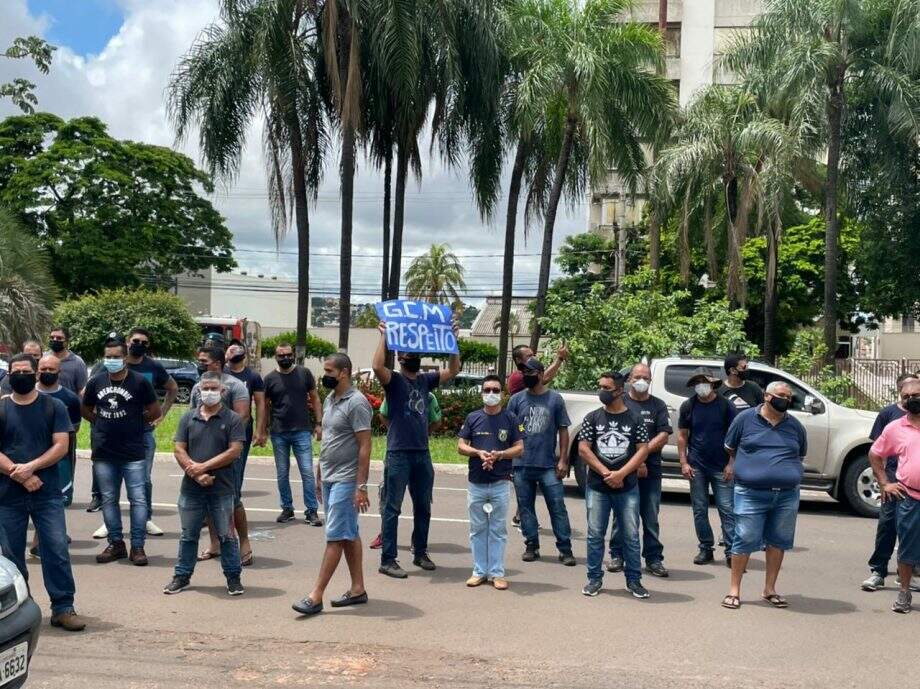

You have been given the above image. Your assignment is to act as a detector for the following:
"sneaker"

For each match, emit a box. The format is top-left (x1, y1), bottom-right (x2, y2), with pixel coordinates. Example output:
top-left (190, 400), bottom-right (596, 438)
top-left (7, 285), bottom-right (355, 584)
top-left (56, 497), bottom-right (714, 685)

top-left (227, 578), bottom-right (245, 596)
top-left (646, 562), bottom-right (669, 578)
top-left (413, 553), bottom-right (436, 571)
top-left (86, 496), bottom-right (102, 513)
top-left (466, 575), bottom-right (486, 587)
top-left (276, 508), bottom-right (295, 523)
top-left (146, 520), bottom-right (164, 536)
top-left (369, 533), bottom-right (383, 549)
top-left (582, 579), bottom-right (603, 597)
top-left (28, 545), bottom-right (40, 559)
top-left (892, 589), bottom-right (912, 614)
top-left (512, 512), bottom-right (521, 526)
top-left (96, 541), bottom-right (127, 564)
top-left (522, 545), bottom-right (540, 562)
top-left (605, 557), bottom-right (624, 573)
top-left (304, 509), bottom-right (323, 527)
top-left (558, 552), bottom-right (577, 567)
top-left (92, 523), bottom-right (108, 539)
top-left (861, 573), bottom-right (885, 592)
top-left (378, 560), bottom-right (408, 579)
top-left (163, 576), bottom-right (190, 595)
top-left (50, 610), bottom-right (86, 631)
top-left (693, 548), bottom-right (714, 565)
top-left (129, 546), bottom-right (148, 567)
top-left (627, 581), bottom-right (650, 599)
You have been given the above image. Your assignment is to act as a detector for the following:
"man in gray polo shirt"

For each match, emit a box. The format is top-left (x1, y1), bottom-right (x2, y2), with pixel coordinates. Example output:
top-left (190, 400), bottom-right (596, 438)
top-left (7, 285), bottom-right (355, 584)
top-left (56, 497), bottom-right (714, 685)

top-left (164, 372), bottom-right (246, 597)
top-left (293, 353), bottom-right (372, 616)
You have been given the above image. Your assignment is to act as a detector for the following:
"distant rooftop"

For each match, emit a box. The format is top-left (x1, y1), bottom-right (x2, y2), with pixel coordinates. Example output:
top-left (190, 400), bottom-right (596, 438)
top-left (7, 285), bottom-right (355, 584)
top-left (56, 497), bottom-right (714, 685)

top-left (470, 296), bottom-right (535, 337)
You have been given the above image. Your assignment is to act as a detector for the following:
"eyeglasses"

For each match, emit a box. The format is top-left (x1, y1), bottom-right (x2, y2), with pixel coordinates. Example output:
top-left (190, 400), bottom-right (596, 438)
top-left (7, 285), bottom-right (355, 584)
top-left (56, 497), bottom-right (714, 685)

top-left (482, 387), bottom-right (502, 394)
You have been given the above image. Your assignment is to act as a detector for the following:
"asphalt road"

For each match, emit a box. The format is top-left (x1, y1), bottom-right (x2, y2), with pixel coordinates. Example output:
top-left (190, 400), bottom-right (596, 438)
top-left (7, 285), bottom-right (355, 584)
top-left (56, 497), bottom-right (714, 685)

top-left (19, 453), bottom-right (912, 689)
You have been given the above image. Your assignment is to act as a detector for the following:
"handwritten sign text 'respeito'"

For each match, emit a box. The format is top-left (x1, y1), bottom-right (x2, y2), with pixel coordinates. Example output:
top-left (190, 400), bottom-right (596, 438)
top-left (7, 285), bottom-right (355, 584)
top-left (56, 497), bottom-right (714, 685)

top-left (374, 300), bottom-right (458, 355)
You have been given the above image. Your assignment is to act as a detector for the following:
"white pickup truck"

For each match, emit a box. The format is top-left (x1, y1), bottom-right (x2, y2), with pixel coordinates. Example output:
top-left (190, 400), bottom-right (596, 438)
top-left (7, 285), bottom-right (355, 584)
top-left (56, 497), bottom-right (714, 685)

top-left (559, 357), bottom-right (881, 517)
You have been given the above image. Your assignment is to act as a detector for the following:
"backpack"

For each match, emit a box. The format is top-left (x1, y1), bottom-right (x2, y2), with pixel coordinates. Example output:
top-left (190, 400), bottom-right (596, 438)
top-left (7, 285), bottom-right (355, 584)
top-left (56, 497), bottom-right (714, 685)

top-left (0, 394), bottom-right (57, 441)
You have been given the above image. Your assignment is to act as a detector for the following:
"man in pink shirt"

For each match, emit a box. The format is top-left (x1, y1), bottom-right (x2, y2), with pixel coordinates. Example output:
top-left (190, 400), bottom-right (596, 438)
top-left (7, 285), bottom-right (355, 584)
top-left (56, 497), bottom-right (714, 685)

top-left (869, 378), bottom-right (920, 613)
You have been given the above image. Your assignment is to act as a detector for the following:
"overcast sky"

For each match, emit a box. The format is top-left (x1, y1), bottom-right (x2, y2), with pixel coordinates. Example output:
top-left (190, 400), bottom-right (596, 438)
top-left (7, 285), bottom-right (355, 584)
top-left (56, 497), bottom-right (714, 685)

top-left (1, 0), bottom-right (588, 304)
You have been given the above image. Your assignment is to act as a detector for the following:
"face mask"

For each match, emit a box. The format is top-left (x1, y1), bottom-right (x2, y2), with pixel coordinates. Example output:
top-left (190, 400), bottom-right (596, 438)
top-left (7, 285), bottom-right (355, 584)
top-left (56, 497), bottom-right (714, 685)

top-left (515, 362), bottom-right (527, 372)
top-left (769, 396), bottom-right (791, 413)
top-left (905, 397), bottom-right (920, 415)
top-left (523, 374), bottom-right (540, 389)
top-left (321, 374), bottom-right (339, 390)
top-left (599, 389), bottom-right (617, 406)
top-left (49, 339), bottom-right (65, 353)
top-left (104, 358), bottom-right (125, 373)
top-left (400, 357), bottom-right (422, 373)
top-left (631, 379), bottom-right (650, 394)
top-left (196, 363), bottom-right (210, 375)
top-left (229, 353), bottom-right (246, 365)
top-left (735, 369), bottom-right (748, 381)
top-left (9, 372), bottom-right (36, 395)
top-left (39, 371), bottom-right (59, 387)
top-left (277, 357), bottom-right (295, 370)
top-left (695, 383), bottom-right (712, 398)
top-left (200, 390), bottom-right (222, 406)
top-left (482, 392), bottom-right (502, 406)
top-left (129, 342), bottom-right (148, 357)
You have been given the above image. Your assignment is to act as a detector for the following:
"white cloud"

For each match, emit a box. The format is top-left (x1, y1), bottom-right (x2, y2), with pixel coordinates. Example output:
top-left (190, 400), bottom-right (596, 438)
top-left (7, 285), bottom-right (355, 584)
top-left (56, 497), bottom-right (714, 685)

top-left (0, 0), bottom-right (587, 300)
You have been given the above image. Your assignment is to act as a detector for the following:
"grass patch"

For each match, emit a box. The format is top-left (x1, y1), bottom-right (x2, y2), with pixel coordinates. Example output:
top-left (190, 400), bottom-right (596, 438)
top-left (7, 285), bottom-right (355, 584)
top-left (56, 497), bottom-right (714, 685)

top-left (76, 405), bottom-right (465, 464)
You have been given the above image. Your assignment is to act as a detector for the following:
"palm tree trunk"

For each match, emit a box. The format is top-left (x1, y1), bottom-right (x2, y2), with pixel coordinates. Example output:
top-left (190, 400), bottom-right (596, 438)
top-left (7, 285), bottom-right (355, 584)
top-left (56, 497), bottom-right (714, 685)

top-left (732, 178), bottom-right (755, 307)
top-left (387, 142), bottom-right (409, 300)
top-left (703, 192), bottom-right (717, 279)
top-left (498, 138), bottom-right (527, 382)
top-left (381, 145), bottom-right (392, 301)
top-left (338, 121), bottom-right (356, 350)
top-left (289, 120), bottom-right (310, 359)
top-left (823, 73), bottom-right (845, 363)
top-left (648, 213), bottom-right (661, 273)
top-left (530, 116), bottom-right (577, 352)
top-left (763, 214), bottom-right (781, 364)
top-left (678, 192), bottom-right (691, 285)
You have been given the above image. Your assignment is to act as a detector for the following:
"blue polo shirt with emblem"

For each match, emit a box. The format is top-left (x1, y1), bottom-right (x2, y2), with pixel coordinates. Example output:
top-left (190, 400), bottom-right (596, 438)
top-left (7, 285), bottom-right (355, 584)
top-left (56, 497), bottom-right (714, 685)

top-left (458, 409), bottom-right (520, 483)
top-left (724, 406), bottom-right (808, 490)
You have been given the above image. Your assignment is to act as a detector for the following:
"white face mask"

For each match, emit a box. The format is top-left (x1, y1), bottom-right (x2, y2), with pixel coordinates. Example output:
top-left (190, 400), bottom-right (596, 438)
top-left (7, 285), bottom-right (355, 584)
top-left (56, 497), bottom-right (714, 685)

top-left (695, 383), bottom-right (712, 398)
top-left (482, 392), bottom-right (502, 407)
top-left (200, 390), bottom-right (222, 407)
top-left (631, 379), bottom-right (650, 394)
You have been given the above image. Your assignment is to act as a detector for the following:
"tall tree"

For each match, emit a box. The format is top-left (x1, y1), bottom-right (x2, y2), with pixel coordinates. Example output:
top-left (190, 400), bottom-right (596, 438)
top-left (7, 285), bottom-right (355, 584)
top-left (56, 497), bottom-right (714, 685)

top-left (647, 0), bottom-right (669, 274)
top-left (168, 0), bottom-right (325, 359)
top-left (503, 0), bottom-right (675, 351)
top-left (726, 0), bottom-right (920, 361)
top-left (403, 243), bottom-right (467, 304)
top-left (1, 36), bottom-right (55, 114)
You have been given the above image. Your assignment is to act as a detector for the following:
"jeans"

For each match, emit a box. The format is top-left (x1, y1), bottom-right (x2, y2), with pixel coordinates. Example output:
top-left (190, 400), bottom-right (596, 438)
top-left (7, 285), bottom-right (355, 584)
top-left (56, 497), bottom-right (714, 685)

top-left (234, 440), bottom-right (252, 509)
top-left (270, 430), bottom-right (318, 511)
top-left (586, 485), bottom-right (641, 583)
top-left (468, 481), bottom-right (511, 578)
top-left (689, 466), bottom-right (735, 555)
top-left (513, 466), bottom-right (572, 554)
top-left (0, 488), bottom-right (77, 615)
top-left (868, 469), bottom-right (899, 576)
top-left (93, 458), bottom-right (148, 548)
top-left (143, 428), bottom-right (156, 522)
top-left (175, 490), bottom-right (241, 579)
top-left (381, 449), bottom-right (434, 564)
top-left (610, 475), bottom-right (663, 565)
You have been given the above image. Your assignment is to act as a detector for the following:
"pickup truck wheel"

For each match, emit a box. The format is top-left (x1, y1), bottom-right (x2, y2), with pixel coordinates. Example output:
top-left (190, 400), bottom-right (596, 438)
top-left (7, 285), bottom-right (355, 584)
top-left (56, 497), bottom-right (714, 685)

top-left (176, 383), bottom-right (192, 405)
top-left (841, 454), bottom-right (881, 518)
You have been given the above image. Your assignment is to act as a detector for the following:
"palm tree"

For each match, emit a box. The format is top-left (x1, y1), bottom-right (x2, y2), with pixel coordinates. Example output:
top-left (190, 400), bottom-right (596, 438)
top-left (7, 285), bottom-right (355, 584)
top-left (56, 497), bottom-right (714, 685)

top-left (0, 206), bottom-right (57, 345)
top-left (167, 0), bottom-right (326, 358)
top-left (725, 0), bottom-right (920, 361)
top-left (493, 311), bottom-right (521, 349)
top-left (503, 0), bottom-right (675, 351)
top-left (404, 243), bottom-right (467, 304)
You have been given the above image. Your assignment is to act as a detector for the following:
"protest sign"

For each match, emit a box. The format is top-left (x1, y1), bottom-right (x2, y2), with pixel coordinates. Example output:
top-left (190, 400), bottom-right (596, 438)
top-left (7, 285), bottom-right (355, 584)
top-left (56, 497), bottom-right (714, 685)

top-left (374, 299), bottom-right (459, 355)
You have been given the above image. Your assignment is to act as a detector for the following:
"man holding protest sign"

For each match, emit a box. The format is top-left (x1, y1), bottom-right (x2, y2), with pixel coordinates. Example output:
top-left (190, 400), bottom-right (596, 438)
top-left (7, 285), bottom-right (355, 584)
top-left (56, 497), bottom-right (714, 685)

top-left (373, 300), bottom-right (461, 579)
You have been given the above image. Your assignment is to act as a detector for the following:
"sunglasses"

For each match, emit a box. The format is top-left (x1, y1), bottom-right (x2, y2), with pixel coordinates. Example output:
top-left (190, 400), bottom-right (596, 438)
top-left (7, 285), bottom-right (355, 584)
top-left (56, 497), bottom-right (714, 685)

top-left (483, 387), bottom-right (502, 394)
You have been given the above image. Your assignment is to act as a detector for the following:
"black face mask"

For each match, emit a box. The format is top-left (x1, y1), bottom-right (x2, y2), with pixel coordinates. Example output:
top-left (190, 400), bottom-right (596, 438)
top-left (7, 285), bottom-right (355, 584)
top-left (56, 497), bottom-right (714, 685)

top-left (277, 357), bottom-right (295, 370)
top-left (905, 397), bottom-right (920, 415)
top-left (523, 374), bottom-right (540, 389)
top-left (228, 354), bottom-right (246, 365)
top-left (196, 363), bottom-right (210, 375)
top-left (400, 357), bottom-right (422, 373)
top-left (769, 396), bottom-right (791, 413)
top-left (599, 389), bottom-right (618, 406)
top-left (49, 340), bottom-right (65, 353)
top-left (515, 362), bottom-right (527, 372)
top-left (9, 372), bottom-right (36, 395)
top-left (735, 369), bottom-right (748, 381)
top-left (39, 372), bottom-right (59, 387)
top-left (129, 342), bottom-right (148, 357)
top-left (321, 374), bottom-right (339, 390)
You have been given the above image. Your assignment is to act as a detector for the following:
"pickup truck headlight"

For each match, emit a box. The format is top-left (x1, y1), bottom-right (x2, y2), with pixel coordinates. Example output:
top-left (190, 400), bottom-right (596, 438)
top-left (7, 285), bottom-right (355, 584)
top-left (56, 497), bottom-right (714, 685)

top-left (0, 557), bottom-right (29, 606)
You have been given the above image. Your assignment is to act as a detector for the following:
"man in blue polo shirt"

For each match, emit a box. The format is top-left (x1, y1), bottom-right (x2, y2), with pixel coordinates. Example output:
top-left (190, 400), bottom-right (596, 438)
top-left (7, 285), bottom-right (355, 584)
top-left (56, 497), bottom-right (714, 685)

top-left (721, 381), bottom-right (807, 610)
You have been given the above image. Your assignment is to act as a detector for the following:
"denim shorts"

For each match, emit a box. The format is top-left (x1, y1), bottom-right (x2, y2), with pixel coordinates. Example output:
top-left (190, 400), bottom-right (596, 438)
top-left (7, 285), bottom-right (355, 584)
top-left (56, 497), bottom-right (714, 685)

top-left (323, 481), bottom-right (359, 542)
top-left (732, 485), bottom-right (800, 554)
top-left (896, 496), bottom-right (920, 566)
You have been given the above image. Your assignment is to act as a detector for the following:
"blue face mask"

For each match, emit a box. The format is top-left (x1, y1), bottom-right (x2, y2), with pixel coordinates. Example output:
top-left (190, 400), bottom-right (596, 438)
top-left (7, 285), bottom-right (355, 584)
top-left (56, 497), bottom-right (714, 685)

top-left (103, 357), bottom-right (125, 373)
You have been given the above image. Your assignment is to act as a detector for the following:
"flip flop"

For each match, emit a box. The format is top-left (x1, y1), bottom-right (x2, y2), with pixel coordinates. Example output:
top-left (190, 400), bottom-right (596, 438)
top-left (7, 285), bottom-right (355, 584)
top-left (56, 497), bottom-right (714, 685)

top-left (761, 594), bottom-right (788, 608)
top-left (197, 550), bottom-right (219, 561)
top-left (241, 552), bottom-right (254, 567)
top-left (721, 595), bottom-right (741, 610)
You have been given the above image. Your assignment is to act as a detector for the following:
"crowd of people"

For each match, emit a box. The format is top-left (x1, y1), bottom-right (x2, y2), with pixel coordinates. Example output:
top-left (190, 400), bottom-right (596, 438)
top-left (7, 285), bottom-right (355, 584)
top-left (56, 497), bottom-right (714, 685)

top-left (2, 322), bottom-right (920, 633)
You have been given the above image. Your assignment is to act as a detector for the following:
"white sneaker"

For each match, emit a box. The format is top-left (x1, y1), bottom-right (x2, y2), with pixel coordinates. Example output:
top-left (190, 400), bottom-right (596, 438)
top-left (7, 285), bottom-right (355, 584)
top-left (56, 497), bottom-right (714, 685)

top-left (146, 520), bottom-right (164, 536)
top-left (861, 573), bottom-right (885, 591)
top-left (92, 523), bottom-right (108, 539)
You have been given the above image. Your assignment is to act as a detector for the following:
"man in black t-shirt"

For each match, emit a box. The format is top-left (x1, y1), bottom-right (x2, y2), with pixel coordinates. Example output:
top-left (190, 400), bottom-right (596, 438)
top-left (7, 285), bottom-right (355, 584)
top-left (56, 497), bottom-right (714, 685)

top-left (257, 343), bottom-right (323, 525)
top-left (82, 335), bottom-right (161, 566)
top-left (720, 353), bottom-right (764, 411)
top-left (577, 371), bottom-right (650, 599)
top-left (458, 375), bottom-right (523, 590)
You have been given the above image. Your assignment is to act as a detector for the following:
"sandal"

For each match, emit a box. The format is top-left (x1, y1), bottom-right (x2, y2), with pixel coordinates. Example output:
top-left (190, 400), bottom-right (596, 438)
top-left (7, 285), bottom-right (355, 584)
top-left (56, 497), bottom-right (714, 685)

top-left (721, 595), bottom-right (741, 610)
top-left (761, 594), bottom-right (788, 608)
top-left (197, 550), bottom-right (219, 561)
top-left (241, 552), bottom-right (254, 567)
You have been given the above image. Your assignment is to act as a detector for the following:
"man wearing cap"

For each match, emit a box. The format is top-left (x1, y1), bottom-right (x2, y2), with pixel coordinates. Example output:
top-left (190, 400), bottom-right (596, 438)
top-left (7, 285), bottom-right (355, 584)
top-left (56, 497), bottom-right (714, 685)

top-left (506, 344), bottom-right (568, 396)
top-left (506, 357), bottom-right (576, 566)
top-left (678, 368), bottom-right (738, 566)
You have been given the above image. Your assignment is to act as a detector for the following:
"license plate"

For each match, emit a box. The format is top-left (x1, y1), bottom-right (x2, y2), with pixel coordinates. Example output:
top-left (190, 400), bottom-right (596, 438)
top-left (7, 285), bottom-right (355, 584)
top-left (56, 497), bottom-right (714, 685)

top-left (0, 642), bottom-right (27, 687)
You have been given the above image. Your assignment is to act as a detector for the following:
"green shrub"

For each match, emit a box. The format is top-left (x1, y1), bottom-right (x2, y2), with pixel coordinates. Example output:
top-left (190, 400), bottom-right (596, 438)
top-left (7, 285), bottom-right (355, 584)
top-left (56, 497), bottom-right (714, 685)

top-left (778, 327), bottom-right (857, 408)
top-left (431, 338), bottom-right (498, 366)
top-left (261, 331), bottom-right (336, 359)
